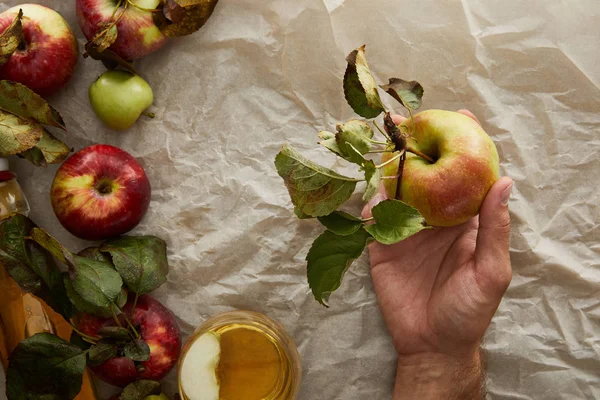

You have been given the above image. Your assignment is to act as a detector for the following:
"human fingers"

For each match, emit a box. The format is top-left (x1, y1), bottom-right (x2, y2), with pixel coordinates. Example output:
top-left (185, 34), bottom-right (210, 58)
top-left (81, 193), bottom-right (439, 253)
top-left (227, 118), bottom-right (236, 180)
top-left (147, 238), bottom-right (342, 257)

top-left (457, 109), bottom-right (481, 126)
top-left (474, 176), bottom-right (513, 294)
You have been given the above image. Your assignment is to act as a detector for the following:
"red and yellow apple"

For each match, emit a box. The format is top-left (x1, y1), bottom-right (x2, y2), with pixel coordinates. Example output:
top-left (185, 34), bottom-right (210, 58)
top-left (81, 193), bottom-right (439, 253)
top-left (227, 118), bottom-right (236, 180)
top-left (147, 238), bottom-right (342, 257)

top-left (76, 0), bottom-right (167, 60)
top-left (0, 4), bottom-right (79, 97)
top-left (382, 110), bottom-right (499, 227)
top-left (50, 144), bottom-right (151, 241)
top-left (77, 294), bottom-right (181, 387)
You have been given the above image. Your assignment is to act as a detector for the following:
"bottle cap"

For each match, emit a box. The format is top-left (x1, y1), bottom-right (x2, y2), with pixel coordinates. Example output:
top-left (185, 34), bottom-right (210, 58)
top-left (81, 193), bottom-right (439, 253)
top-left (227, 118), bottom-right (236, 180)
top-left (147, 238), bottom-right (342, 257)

top-left (0, 158), bottom-right (8, 172)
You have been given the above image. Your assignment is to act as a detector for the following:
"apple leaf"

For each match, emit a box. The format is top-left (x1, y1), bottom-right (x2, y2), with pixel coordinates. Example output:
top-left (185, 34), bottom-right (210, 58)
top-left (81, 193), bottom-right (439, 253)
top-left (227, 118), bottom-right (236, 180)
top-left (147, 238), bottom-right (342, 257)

top-left (30, 228), bottom-right (123, 316)
top-left (336, 120), bottom-right (373, 158)
top-left (86, 23), bottom-right (118, 55)
top-left (154, 0), bottom-right (219, 37)
top-left (78, 246), bottom-right (113, 263)
top-left (343, 46), bottom-right (385, 119)
top-left (0, 109), bottom-right (43, 156)
top-left (84, 44), bottom-right (137, 74)
top-left (124, 339), bottom-right (151, 362)
top-left (119, 380), bottom-right (162, 400)
top-left (307, 228), bottom-right (371, 306)
top-left (364, 200), bottom-right (430, 245)
top-left (317, 211), bottom-right (364, 236)
top-left (363, 160), bottom-right (381, 202)
top-left (97, 326), bottom-right (131, 341)
top-left (380, 78), bottom-right (424, 111)
top-left (318, 130), bottom-right (344, 158)
top-left (275, 144), bottom-right (360, 217)
top-left (20, 129), bottom-right (71, 166)
top-left (6, 332), bottom-right (86, 400)
top-left (0, 80), bottom-right (66, 130)
top-left (70, 331), bottom-right (92, 351)
top-left (0, 214), bottom-right (72, 320)
top-left (88, 341), bottom-right (118, 366)
top-left (100, 236), bottom-right (169, 295)
top-left (0, 10), bottom-right (23, 67)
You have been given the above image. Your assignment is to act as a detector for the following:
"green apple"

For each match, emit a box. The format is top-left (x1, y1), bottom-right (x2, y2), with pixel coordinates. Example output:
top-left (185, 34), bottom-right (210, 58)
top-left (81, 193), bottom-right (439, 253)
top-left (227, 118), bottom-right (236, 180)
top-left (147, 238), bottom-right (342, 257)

top-left (381, 110), bottom-right (499, 227)
top-left (89, 70), bottom-right (154, 131)
top-left (143, 394), bottom-right (169, 400)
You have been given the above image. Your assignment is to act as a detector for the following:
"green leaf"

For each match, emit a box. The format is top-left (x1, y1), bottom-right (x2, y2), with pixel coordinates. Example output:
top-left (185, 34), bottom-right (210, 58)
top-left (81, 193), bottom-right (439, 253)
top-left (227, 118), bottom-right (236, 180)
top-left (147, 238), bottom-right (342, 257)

top-left (336, 120), bottom-right (373, 157)
top-left (31, 228), bottom-right (123, 316)
top-left (317, 211), bottom-right (363, 236)
top-left (97, 326), bottom-right (131, 341)
top-left (364, 200), bottom-right (429, 245)
top-left (83, 45), bottom-right (137, 74)
top-left (0, 214), bottom-right (72, 320)
top-left (380, 78), bottom-right (424, 111)
top-left (78, 246), bottom-right (113, 263)
top-left (318, 130), bottom-right (343, 158)
top-left (0, 80), bottom-right (66, 129)
top-left (69, 331), bottom-right (92, 351)
top-left (363, 160), bottom-right (381, 202)
top-left (275, 144), bottom-right (359, 217)
top-left (18, 145), bottom-right (45, 166)
top-left (88, 341), bottom-right (118, 366)
top-left (101, 236), bottom-right (169, 295)
top-left (6, 332), bottom-right (86, 400)
top-left (119, 380), bottom-right (162, 400)
top-left (124, 339), bottom-right (151, 362)
top-left (306, 228), bottom-right (371, 306)
top-left (0, 109), bottom-right (43, 156)
top-left (343, 46), bottom-right (385, 119)
top-left (0, 10), bottom-right (23, 67)
top-left (86, 23), bottom-right (118, 55)
top-left (154, 0), bottom-right (219, 37)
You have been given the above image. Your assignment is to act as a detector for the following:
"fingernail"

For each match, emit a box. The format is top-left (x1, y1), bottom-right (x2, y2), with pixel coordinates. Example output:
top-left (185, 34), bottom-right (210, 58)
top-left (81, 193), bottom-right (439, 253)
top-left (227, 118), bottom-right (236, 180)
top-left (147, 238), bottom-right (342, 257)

top-left (501, 183), bottom-right (513, 205)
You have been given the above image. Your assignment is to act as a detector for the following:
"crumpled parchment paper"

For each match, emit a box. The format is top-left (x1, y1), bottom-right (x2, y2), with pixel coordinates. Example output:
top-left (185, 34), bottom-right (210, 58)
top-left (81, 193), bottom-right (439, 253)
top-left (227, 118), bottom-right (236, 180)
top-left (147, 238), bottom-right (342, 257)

top-left (1, 0), bottom-right (599, 399)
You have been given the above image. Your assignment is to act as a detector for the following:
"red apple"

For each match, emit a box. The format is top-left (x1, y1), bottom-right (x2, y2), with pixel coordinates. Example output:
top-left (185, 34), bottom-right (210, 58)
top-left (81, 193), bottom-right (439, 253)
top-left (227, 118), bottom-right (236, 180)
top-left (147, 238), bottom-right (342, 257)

top-left (77, 294), bottom-right (182, 387)
top-left (381, 110), bottom-right (499, 227)
top-left (0, 4), bottom-right (79, 97)
top-left (50, 144), bottom-right (151, 241)
top-left (76, 0), bottom-right (167, 60)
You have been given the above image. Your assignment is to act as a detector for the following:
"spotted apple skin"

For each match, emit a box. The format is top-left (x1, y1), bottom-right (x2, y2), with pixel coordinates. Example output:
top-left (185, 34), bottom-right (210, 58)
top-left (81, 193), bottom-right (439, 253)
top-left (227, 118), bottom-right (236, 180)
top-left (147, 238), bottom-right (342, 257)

top-left (50, 144), bottom-right (151, 241)
top-left (76, 0), bottom-right (167, 60)
top-left (0, 4), bottom-right (79, 96)
top-left (77, 294), bottom-right (181, 387)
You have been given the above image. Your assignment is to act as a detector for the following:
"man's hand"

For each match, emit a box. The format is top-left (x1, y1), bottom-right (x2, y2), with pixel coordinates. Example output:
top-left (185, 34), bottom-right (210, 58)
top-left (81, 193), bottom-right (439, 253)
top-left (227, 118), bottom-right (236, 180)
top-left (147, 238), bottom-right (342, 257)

top-left (362, 111), bottom-right (513, 400)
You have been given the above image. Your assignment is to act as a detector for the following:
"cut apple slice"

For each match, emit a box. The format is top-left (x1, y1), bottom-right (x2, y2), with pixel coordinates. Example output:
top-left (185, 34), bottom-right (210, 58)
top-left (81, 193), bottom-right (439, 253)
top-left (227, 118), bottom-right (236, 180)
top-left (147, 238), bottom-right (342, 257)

top-left (180, 332), bottom-right (221, 400)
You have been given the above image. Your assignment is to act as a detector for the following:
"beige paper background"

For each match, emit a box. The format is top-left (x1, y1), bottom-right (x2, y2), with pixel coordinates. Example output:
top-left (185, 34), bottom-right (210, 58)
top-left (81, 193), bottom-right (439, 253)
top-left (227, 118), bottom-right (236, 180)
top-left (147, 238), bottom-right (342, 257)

top-left (1, 0), bottom-right (599, 399)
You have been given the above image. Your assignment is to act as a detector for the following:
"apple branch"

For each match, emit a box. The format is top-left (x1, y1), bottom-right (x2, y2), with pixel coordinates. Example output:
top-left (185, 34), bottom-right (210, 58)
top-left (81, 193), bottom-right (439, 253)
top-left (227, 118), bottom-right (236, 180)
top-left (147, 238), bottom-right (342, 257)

top-left (406, 146), bottom-right (435, 163)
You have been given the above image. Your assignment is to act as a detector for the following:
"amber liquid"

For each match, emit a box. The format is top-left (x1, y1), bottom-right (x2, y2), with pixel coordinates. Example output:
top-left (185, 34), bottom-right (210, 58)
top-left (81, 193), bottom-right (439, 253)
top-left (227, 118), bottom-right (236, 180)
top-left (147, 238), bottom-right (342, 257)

top-left (179, 312), bottom-right (301, 400)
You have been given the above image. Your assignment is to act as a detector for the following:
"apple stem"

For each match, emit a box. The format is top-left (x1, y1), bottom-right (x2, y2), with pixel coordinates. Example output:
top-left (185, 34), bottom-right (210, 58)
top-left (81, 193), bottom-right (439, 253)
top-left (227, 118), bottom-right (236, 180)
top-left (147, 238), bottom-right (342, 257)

top-left (395, 152), bottom-right (406, 200)
top-left (120, 305), bottom-right (141, 339)
top-left (69, 324), bottom-right (99, 344)
top-left (406, 146), bottom-right (435, 163)
top-left (367, 149), bottom-right (394, 154)
top-left (142, 112), bottom-right (156, 119)
top-left (368, 138), bottom-right (388, 145)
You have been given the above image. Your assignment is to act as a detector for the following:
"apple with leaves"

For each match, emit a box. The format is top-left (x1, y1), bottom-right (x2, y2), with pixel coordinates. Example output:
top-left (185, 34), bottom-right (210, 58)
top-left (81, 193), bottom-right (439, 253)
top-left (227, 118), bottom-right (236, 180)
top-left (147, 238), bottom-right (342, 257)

top-left (76, 294), bottom-right (181, 387)
top-left (0, 4), bottom-right (79, 97)
top-left (50, 144), bottom-right (151, 241)
top-left (275, 46), bottom-right (500, 306)
top-left (77, 0), bottom-right (167, 61)
top-left (77, 0), bottom-right (220, 63)
top-left (379, 109), bottom-right (499, 227)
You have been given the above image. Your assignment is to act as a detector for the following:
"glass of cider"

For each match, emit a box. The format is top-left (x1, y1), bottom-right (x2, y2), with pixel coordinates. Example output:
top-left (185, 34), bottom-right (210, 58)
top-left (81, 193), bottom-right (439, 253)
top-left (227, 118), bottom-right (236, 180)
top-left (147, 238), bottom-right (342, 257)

top-left (178, 311), bottom-right (302, 400)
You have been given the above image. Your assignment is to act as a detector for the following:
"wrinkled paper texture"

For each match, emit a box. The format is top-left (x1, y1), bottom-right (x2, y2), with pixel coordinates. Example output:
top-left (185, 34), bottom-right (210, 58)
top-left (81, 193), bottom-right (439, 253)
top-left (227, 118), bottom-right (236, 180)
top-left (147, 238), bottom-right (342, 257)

top-left (1, 0), bottom-right (599, 399)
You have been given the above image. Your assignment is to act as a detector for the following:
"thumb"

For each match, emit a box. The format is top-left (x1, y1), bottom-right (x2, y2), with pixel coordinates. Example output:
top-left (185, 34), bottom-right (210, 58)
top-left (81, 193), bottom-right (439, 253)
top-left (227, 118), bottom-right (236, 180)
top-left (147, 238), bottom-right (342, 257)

top-left (474, 176), bottom-right (513, 290)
